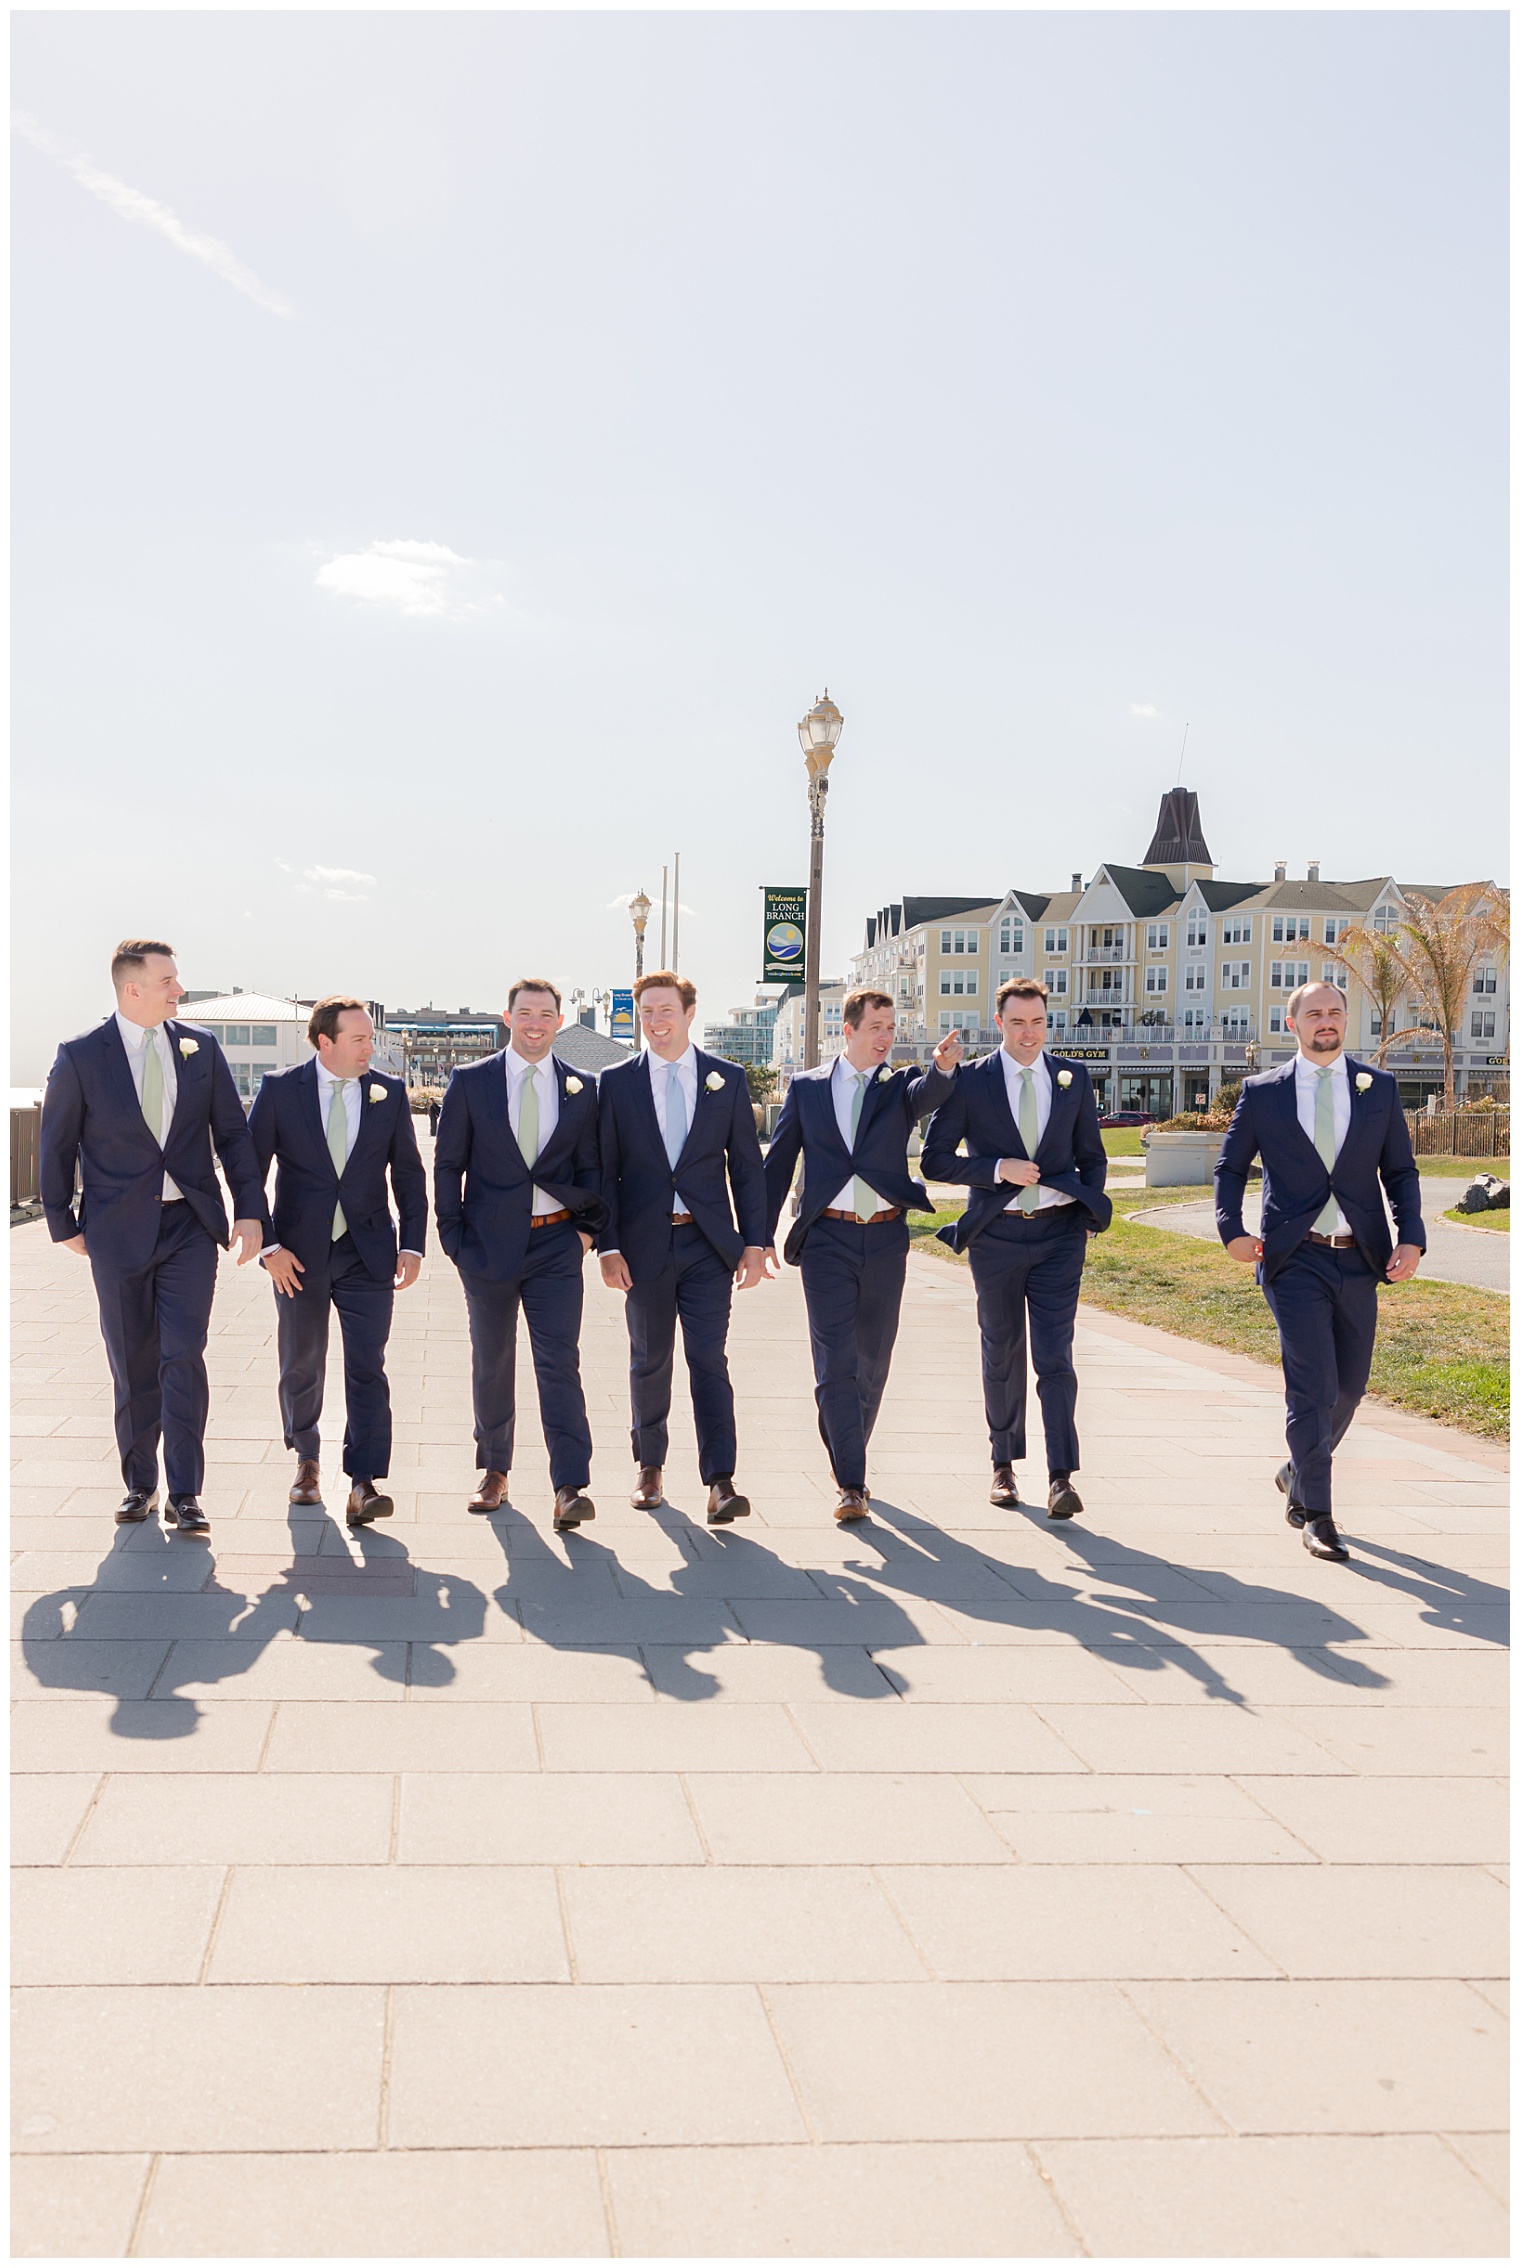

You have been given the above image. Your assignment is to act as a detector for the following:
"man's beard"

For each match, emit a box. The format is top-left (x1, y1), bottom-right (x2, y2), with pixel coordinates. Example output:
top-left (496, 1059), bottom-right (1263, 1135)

top-left (1304, 1033), bottom-right (1341, 1053)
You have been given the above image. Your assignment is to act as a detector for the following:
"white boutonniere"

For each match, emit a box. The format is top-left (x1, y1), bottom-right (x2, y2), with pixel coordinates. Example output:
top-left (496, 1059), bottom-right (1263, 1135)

top-left (1057, 1070), bottom-right (1073, 1088)
top-left (704, 1071), bottom-right (725, 1092)
top-left (564, 1076), bottom-right (584, 1095)
top-left (178, 1037), bottom-right (198, 1057)
top-left (368, 1083), bottom-right (387, 1104)
top-left (876, 1064), bottom-right (893, 1083)
top-left (1355, 1072), bottom-right (1373, 1092)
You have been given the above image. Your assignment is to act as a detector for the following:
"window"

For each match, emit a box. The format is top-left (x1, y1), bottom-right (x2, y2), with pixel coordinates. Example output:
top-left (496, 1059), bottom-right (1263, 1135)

top-left (251, 1024), bottom-right (278, 1047)
top-left (1044, 968), bottom-right (1068, 996)
top-left (938, 1011), bottom-right (958, 1035)
top-left (1373, 904), bottom-right (1397, 933)
top-left (1324, 918), bottom-right (1350, 945)
top-left (231, 1063), bottom-right (252, 1097)
top-left (1269, 961), bottom-right (1311, 990)
top-left (1181, 1006), bottom-right (1208, 1029)
top-left (1321, 964), bottom-right (1348, 991)
top-left (199, 1024), bottom-right (224, 1042)
top-left (1271, 916), bottom-right (1311, 944)
top-left (1267, 1006), bottom-right (1286, 1034)
top-left (997, 919), bottom-right (1024, 956)
top-left (1145, 923), bottom-right (1170, 950)
top-left (1222, 918), bottom-right (1251, 945)
top-left (1144, 966), bottom-right (1168, 995)
top-left (1186, 913), bottom-right (1208, 948)
top-left (1184, 966), bottom-right (1208, 993)
top-left (939, 971), bottom-right (978, 996)
top-left (1471, 1010), bottom-right (1497, 1040)
top-left (938, 928), bottom-right (979, 955)
top-left (225, 1024), bottom-right (251, 1048)
top-left (1473, 968), bottom-right (1498, 995)
top-left (252, 1062), bottom-right (278, 1088)
top-left (1221, 961), bottom-right (1251, 990)
top-left (1049, 1007), bottom-right (1068, 1032)
top-left (1042, 927), bottom-right (1068, 956)
top-left (1221, 1008), bottom-right (1251, 1036)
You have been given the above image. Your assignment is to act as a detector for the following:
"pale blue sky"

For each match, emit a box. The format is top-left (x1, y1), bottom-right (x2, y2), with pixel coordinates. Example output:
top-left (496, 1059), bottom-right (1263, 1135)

top-left (13, 9), bottom-right (1507, 1081)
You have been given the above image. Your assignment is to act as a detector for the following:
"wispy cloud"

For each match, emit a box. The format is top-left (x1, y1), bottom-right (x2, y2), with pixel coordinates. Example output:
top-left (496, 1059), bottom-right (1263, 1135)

top-left (1129, 703), bottom-right (1161, 719)
top-left (13, 111), bottom-right (295, 318)
top-left (277, 861), bottom-right (377, 903)
top-left (314, 538), bottom-right (510, 621)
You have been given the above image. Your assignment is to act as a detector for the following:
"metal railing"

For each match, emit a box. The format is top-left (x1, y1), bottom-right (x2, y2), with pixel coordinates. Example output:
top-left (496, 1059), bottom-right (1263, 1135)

top-left (11, 1104), bottom-right (41, 1209)
top-left (1406, 1111), bottom-right (1510, 1158)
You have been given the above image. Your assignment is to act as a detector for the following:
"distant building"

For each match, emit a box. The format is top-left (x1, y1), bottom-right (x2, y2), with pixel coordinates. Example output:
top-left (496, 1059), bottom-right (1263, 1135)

top-left (386, 1007), bottom-right (503, 1087)
top-left (702, 992), bottom-right (791, 1067)
top-left (552, 1025), bottom-right (634, 1075)
top-left (179, 993), bottom-right (311, 1101)
top-left (770, 982), bottom-right (847, 1086)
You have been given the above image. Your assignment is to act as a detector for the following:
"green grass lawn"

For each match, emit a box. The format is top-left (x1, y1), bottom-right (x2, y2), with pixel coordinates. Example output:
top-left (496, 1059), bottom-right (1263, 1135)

top-left (1413, 1154), bottom-right (1510, 1178)
top-left (1444, 1205), bottom-right (1511, 1233)
top-left (1101, 1128), bottom-right (1146, 1157)
top-left (910, 1197), bottom-right (1509, 1441)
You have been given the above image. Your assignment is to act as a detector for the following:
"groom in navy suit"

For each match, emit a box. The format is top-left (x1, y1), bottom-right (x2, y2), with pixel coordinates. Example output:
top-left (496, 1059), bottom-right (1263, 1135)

top-left (39, 938), bottom-right (269, 1532)
top-left (922, 978), bottom-right (1110, 1518)
top-left (434, 978), bottom-right (607, 1534)
top-left (249, 996), bottom-right (427, 1527)
top-left (1216, 981), bottom-right (1424, 1562)
top-left (763, 989), bottom-right (962, 1521)
top-left (597, 970), bottom-right (770, 1524)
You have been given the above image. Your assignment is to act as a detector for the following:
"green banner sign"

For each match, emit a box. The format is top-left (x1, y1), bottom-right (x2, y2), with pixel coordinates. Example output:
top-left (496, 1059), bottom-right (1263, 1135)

top-left (762, 887), bottom-right (807, 983)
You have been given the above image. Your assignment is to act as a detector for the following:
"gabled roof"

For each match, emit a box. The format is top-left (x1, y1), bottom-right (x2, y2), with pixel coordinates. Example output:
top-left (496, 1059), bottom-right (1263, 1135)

top-left (180, 993), bottom-right (305, 1023)
top-left (1196, 878), bottom-right (1264, 912)
top-left (1092, 864), bottom-right (1182, 919)
top-left (865, 898), bottom-right (1001, 947)
top-left (1246, 878), bottom-right (1393, 914)
top-left (551, 1026), bottom-right (633, 1073)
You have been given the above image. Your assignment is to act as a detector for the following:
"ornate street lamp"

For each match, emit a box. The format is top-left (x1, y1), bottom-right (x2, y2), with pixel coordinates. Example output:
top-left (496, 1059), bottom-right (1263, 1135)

top-left (629, 888), bottom-right (651, 1045)
top-left (798, 689), bottom-right (844, 1068)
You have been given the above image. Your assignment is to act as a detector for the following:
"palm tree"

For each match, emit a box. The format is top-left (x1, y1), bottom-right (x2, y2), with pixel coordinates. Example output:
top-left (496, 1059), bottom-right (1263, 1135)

top-left (1354, 884), bottom-right (1508, 1111)
top-left (1324, 926), bottom-right (1414, 1067)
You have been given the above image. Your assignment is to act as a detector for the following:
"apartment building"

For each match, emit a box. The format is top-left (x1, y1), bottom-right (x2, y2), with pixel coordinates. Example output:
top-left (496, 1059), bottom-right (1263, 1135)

top-left (850, 790), bottom-right (1509, 1114)
top-left (703, 992), bottom-right (790, 1067)
top-left (770, 981), bottom-right (847, 1080)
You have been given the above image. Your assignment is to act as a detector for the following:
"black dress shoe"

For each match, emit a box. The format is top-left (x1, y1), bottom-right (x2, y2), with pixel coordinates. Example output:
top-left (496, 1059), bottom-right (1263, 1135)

top-left (706, 1476), bottom-right (751, 1526)
top-left (115, 1488), bottom-right (158, 1524)
top-left (990, 1463), bottom-right (1020, 1509)
top-left (1046, 1478), bottom-right (1083, 1521)
top-left (1302, 1515), bottom-right (1350, 1562)
top-left (165, 1494), bottom-right (210, 1535)
top-left (346, 1479), bottom-right (394, 1527)
top-left (1275, 1461), bottom-right (1308, 1529)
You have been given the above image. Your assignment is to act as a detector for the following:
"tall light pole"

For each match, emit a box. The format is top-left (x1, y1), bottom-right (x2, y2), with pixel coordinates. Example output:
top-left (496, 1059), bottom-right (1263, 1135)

top-left (798, 689), bottom-right (844, 1069)
top-left (629, 889), bottom-right (651, 1045)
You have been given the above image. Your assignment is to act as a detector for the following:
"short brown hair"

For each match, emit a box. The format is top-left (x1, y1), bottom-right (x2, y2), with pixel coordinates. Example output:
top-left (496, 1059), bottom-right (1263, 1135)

top-left (995, 976), bottom-right (1049, 1015)
top-left (111, 939), bottom-right (175, 989)
top-left (1285, 980), bottom-right (1345, 1024)
top-left (634, 969), bottom-right (696, 1010)
top-left (307, 994), bottom-right (369, 1049)
top-left (507, 978), bottom-right (563, 1012)
top-left (842, 988), bottom-right (894, 1029)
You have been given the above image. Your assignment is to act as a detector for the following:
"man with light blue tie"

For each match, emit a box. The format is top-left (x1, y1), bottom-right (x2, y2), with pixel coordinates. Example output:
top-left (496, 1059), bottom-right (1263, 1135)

top-left (597, 971), bottom-right (769, 1523)
top-left (1216, 981), bottom-right (1424, 1563)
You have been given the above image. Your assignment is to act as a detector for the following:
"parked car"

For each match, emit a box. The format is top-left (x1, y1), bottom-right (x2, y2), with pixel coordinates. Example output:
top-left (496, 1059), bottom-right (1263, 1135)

top-left (1099, 1112), bottom-right (1152, 1129)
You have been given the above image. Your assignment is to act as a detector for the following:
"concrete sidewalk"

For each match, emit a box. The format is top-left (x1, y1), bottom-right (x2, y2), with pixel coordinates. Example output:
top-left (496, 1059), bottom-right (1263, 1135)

top-left (11, 1167), bottom-right (1509, 2258)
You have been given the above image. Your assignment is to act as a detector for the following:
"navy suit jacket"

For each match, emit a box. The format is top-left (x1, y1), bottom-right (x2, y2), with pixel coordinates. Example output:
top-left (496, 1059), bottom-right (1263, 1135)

top-left (597, 1048), bottom-right (768, 1280)
top-left (248, 1062), bottom-right (428, 1285)
top-left (39, 1016), bottom-right (269, 1273)
top-left (920, 1049), bottom-right (1112, 1252)
top-left (763, 1059), bottom-right (956, 1266)
top-left (433, 1050), bottom-right (608, 1282)
top-left (1214, 1055), bottom-right (1425, 1283)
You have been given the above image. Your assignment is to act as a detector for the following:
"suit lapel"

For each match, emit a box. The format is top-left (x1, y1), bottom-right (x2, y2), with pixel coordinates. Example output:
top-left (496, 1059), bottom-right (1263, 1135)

top-left (850, 1062), bottom-right (891, 1155)
top-left (483, 1051), bottom-right (530, 1174)
top-left (635, 1052), bottom-right (671, 1160)
top-left (160, 1022), bottom-right (202, 1149)
top-left (99, 1019), bottom-right (154, 1139)
top-left (299, 1061), bottom-right (335, 1174)
top-left (983, 1051), bottom-right (1025, 1157)
top-left (806, 1066), bottom-right (853, 1171)
top-left (344, 1074), bottom-right (390, 1178)
top-left (1035, 1053), bottom-right (1076, 1165)
top-left (1271, 1060), bottom-right (1327, 1171)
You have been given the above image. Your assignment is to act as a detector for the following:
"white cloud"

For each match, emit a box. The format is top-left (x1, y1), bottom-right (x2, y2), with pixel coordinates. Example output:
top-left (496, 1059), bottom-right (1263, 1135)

top-left (13, 111), bottom-right (296, 318)
top-left (314, 538), bottom-right (499, 620)
top-left (1129, 703), bottom-right (1161, 719)
top-left (304, 864), bottom-right (376, 887)
top-left (276, 861), bottom-right (377, 900)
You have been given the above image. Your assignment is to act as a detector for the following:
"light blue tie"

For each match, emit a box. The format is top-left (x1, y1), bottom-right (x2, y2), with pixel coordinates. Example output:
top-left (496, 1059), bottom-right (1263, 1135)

top-left (663, 1062), bottom-right (687, 1170)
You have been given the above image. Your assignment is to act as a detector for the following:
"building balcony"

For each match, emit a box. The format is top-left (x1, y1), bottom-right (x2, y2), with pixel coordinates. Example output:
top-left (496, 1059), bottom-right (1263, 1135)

top-left (1080, 948), bottom-right (1134, 965)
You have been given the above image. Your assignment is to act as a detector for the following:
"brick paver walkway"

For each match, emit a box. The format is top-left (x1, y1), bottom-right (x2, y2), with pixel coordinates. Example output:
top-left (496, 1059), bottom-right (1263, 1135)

top-left (11, 1154), bottom-right (1509, 2257)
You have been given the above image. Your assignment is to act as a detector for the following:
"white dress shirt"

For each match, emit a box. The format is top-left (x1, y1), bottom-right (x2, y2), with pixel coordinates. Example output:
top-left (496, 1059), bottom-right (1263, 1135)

top-left (1294, 1048), bottom-right (1351, 1235)
top-left (999, 1048), bottom-right (1075, 1212)
top-left (266, 1059), bottom-right (421, 1259)
top-left (116, 1012), bottom-right (182, 1202)
top-left (647, 1044), bottom-right (699, 1215)
top-left (505, 1046), bottom-right (561, 1217)
top-left (828, 1055), bottom-right (886, 1215)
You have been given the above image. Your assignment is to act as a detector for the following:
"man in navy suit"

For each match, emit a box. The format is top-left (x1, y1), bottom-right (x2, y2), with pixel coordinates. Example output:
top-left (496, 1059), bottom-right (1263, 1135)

top-left (1216, 981), bottom-right (1424, 1562)
top-left (597, 970), bottom-right (770, 1525)
top-left (39, 938), bottom-right (268, 1532)
top-left (763, 989), bottom-right (962, 1521)
top-left (434, 979), bottom-right (607, 1534)
top-left (248, 996), bottom-right (428, 1528)
top-left (922, 978), bottom-right (1111, 1519)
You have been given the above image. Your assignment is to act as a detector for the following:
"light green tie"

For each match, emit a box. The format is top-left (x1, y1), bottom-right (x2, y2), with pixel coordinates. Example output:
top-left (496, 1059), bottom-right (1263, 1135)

top-left (1312, 1066), bottom-right (1339, 1234)
top-left (849, 1069), bottom-right (883, 1220)
top-left (1018, 1067), bottom-right (1041, 1213)
top-left (140, 1028), bottom-right (165, 1146)
top-left (327, 1079), bottom-right (351, 1240)
top-left (517, 1066), bottom-right (540, 1168)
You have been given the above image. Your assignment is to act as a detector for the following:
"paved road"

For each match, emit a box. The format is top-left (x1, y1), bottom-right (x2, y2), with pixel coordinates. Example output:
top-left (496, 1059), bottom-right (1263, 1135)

top-left (1131, 1177), bottom-right (1510, 1294)
top-left (11, 1138), bottom-right (1508, 2258)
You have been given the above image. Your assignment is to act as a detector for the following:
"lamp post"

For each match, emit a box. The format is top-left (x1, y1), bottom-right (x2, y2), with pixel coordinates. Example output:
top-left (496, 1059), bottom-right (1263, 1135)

top-left (629, 889), bottom-right (651, 1044)
top-left (798, 689), bottom-right (844, 1069)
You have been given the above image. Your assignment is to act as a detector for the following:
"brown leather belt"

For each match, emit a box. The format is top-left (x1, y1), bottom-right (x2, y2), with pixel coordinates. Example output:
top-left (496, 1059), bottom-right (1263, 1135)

top-left (530, 1209), bottom-right (573, 1228)
top-left (822, 1206), bottom-right (903, 1225)
top-left (1307, 1231), bottom-right (1356, 1249)
top-left (670, 1212), bottom-right (694, 1226)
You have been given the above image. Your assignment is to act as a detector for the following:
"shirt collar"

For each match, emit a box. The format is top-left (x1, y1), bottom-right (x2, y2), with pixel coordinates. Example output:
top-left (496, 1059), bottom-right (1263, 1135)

top-left (1003, 1048), bottom-right (1044, 1079)
top-left (836, 1054), bottom-right (874, 1085)
top-left (505, 1045), bottom-right (551, 1082)
top-left (315, 1058), bottom-right (351, 1089)
top-left (1295, 1050), bottom-right (1346, 1079)
top-left (648, 1044), bottom-right (695, 1075)
top-left (116, 1011), bottom-right (168, 1053)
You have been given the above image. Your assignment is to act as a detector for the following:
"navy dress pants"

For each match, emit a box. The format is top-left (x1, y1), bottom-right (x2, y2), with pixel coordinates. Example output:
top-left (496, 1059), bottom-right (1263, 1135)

top-left (1261, 1240), bottom-right (1379, 1515)
top-left (967, 1207), bottom-right (1088, 1473)
top-left (275, 1232), bottom-right (395, 1481)
top-left (798, 1216), bottom-right (909, 1491)
top-left (460, 1222), bottom-right (592, 1489)
top-left (626, 1225), bottom-right (737, 1482)
top-left (89, 1200), bottom-right (219, 1498)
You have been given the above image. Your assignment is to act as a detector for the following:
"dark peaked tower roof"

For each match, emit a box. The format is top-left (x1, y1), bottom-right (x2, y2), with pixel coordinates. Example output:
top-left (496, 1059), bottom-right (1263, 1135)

top-left (1143, 788), bottom-right (1212, 867)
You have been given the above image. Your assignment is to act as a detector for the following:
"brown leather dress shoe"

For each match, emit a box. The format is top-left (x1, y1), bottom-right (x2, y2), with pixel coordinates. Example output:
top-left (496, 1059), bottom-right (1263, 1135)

top-left (346, 1478), bottom-right (394, 1526)
top-left (290, 1460), bottom-right (322, 1506)
top-left (706, 1476), bottom-right (751, 1525)
top-left (469, 1470), bottom-right (511, 1513)
top-left (834, 1486), bottom-right (870, 1524)
top-left (990, 1463), bottom-right (1020, 1508)
top-left (1046, 1477), bottom-right (1084, 1521)
top-left (631, 1465), bottom-right (664, 1509)
top-left (553, 1484), bottom-right (595, 1533)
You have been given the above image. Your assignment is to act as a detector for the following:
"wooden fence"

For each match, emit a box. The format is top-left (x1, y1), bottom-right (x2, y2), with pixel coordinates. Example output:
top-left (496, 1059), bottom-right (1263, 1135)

top-left (10, 1103), bottom-right (42, 1207)
top-left (1405, 1110), bottom-right (1510, 1159)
